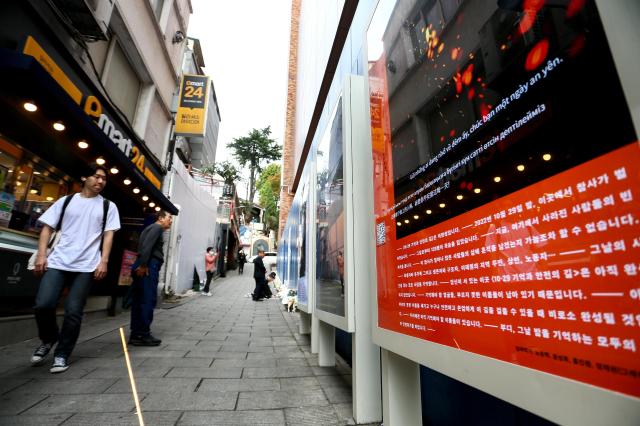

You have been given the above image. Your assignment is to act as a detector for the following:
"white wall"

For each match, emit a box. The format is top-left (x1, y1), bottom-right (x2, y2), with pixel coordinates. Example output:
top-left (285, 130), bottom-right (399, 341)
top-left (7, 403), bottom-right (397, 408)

top-left (166, 157), bottom-right (219, 294)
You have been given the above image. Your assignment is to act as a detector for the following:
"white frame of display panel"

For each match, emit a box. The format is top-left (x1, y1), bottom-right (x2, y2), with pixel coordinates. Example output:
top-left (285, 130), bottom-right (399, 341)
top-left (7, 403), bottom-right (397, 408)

top-left (287, 225), bottom-right (295, 289)
top-left (297, 162), bottom-right (315, 313)
top-left (314, 75), bottom-right (369, 332)
top-left (365, 0), bottom-right (640, 425)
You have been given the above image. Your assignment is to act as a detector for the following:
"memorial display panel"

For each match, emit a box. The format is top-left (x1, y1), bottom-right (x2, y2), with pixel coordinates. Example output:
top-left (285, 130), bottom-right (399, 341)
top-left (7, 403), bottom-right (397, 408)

top-left (368, 0), bottom-right (640, 397)
top-left (297, 177), bottom-right (311, 310)
top-left (315, 98), bottom-right (347, 317)
top-left (287, 206), bottom-right (300, 291)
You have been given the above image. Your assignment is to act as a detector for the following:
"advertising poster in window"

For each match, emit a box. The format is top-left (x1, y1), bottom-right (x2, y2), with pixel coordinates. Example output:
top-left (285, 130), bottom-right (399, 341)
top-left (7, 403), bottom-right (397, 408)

top-left (0, 191), bottom-right (14, 227)
top-left (368, 0), bottom-right (640, 397)
top-left (315, 99), bottom-right (347, 317)
top-left (118, 249), bottom-right (137, 286)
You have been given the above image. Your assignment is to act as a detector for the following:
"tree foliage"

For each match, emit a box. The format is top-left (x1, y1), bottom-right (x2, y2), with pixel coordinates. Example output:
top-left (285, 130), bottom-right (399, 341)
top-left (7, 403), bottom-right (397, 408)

top-left (256, 163), bottom-right (281, 233)
top-left (227, 126), bottom-right (281, 202)
top-left (201, 161), bottom-right (242, 185)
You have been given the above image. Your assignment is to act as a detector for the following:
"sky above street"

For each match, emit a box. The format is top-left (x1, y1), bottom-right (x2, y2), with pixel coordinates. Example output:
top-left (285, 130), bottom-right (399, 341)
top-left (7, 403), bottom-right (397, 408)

top-left (188, 0), bottom-right (291, 197)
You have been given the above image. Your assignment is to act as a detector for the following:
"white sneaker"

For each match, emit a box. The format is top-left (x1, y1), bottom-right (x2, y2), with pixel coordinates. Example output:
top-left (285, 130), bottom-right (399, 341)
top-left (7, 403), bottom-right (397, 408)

top-left (50, 356), bottom-right (69, 373)
top-left (31, 343), bottom-right (54, 365)
top-left (206, 292), bottom-right (213, 297)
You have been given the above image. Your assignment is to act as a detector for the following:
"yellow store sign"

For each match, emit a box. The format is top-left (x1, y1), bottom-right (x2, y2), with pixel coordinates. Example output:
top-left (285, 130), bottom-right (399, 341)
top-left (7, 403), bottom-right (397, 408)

top-left (22, 36), bottom-right (161, 189)
top-left (175, 74), bottom-right (210, 137)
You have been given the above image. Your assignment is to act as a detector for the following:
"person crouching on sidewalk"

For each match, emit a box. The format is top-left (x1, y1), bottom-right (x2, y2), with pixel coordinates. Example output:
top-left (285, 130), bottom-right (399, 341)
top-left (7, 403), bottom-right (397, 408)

top-left (129, 210), bottom-right (173, 346)
top-left (31, 163), bottom-right (120, 373)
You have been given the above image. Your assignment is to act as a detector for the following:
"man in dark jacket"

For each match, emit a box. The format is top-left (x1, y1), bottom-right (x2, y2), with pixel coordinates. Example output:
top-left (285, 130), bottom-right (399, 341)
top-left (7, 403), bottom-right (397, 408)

top-left (129, 210), bottom-right (173, 346)
top-left (252, 250), bottom-right (267, 301)
top-left (238, 250), bottom-right (247, 274)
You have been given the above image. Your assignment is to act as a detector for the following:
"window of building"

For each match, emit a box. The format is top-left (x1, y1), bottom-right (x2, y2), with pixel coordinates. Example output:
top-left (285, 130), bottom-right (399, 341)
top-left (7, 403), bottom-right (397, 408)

top-left (150, 0), bottom-right (165, 22)
top-left (0, 138), bottom-right (72, 236)
top-left (103, 40), bottom-right (141, 123)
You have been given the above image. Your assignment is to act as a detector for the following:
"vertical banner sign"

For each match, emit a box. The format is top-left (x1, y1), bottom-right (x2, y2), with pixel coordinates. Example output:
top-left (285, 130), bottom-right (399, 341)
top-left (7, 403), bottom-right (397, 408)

top-left (118, 250), bottom-right (137, 286)
top-left (367, 0), bottom-right (640, 398)
top-left (175, 74), bottom-right (210, 137)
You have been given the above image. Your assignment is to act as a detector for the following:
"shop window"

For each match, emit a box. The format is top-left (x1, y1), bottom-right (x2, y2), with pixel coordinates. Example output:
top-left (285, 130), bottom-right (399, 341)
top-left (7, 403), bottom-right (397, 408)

top-left (0, 138), bottom-right (71, 235)
top-left (104, 41), bottom-right (141, 123)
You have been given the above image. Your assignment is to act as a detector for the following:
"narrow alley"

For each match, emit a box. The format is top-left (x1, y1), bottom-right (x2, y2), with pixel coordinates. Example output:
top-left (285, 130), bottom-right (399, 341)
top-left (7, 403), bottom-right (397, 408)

top-left (0, 266), bottom-right (359, 425)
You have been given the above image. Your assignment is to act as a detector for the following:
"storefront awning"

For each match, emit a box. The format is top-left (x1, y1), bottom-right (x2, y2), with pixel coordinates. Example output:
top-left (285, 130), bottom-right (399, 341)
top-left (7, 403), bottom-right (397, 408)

top-left (0, 48), bottom-right (178, 215)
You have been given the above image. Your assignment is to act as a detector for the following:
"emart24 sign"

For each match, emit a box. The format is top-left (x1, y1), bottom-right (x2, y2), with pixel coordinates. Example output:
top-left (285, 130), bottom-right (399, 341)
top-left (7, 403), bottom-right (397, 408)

top-left (175, 74), bottom-right (210, 137)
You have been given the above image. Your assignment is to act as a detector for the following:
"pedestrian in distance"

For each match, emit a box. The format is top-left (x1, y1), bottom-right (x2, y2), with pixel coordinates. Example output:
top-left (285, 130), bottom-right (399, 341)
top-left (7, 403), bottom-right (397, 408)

top-left (30, 163), bottom-right (120, 373)
top-left (238, 249), bottom-right (247, 274)
top-left (202, 246), bottom-right (217, 296)
top-left (337, 250), bottom-right (345, 296)
top-left (252, 249), bottom-right (267, 301)
top-left (129, 210), bottom-right (173, 346)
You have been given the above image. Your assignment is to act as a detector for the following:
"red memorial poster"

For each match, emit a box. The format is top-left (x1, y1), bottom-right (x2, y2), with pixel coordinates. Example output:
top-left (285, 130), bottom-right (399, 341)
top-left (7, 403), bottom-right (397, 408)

top-left (368, 0), bottom-right (640, 397)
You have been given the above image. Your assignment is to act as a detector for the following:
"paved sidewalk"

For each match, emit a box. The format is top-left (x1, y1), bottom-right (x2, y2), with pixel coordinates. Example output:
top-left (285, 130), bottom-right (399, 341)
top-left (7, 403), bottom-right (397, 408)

top-left (0, 266), bottom-right (363, 425)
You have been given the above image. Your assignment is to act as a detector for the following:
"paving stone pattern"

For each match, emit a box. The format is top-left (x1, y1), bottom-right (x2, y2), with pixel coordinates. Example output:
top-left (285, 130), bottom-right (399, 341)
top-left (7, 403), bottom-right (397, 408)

top-left (0, 265), bottom-right (375, 425)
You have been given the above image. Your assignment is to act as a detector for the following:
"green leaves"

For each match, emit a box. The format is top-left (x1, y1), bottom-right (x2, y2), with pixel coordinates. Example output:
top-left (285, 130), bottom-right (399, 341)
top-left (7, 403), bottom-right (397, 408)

top-left (202, 160), bottom-right (242, 185)
top-left (227, 126), bottom-right (282, 203)
top-left (257, 164), bottom-right (281, 233)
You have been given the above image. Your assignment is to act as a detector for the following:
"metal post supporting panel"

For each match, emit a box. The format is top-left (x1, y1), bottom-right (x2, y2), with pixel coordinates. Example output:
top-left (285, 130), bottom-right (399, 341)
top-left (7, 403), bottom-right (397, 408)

top-left (310, 314), bottom-right (319, 354)
top-left (381, 349), bottom-right (422, 426)
top-left (299, 311), bottom-right (311, 334)
top-left (318, 320), bottom-right (335, 367)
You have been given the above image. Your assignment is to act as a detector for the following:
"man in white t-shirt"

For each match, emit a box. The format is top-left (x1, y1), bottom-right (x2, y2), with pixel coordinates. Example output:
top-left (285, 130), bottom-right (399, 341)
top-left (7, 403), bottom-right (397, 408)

top-left (30, 163), bottom-right (120, 373)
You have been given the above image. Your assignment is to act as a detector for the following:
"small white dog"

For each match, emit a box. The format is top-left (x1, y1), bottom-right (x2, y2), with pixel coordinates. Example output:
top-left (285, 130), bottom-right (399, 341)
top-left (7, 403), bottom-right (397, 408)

top-left (286, 289), bottom-right (298, 313)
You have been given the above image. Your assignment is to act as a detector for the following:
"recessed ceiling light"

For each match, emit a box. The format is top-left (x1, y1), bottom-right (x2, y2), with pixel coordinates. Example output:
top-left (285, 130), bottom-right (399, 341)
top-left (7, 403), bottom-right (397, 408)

top-left (123, 178), bottom-right (131, 185)
top-left (404, 219), bottom-right (410, 224)
top-left (142, 195), bottom-right (149, 201)
top-left (494, 176), bottom-right (501, 183)
top-left (133, 187), bottom-right (140, 194)
top-left (29, 189), bottom-right (38, 194)
top-left (149, 202), bottom-right (156, 208)
top-left (396, 221), bottom-right (401, 226)
top-left (110, 167), bottom-right (119, 174)
top-left (77, 141), bottom-right (89, 149)
top-left (33, 171), bottom-right (41, 175)
top-left (23, 102), bottom-right (37, 112)
top-left (474, 188), bottom-right (481, 194)
top-left (413, 215), bottom-right (419, 219)
top-left (439, 203), bottom-right (446, 208)
top-left (96, 158), bottom-right (106, 165)
top-left (456, 195), bottom-right (463, 200)
top-left (53, 122), bottom-right (65, 131)
top-left (516, 164), bottom-right (525, 172)
top-left (426, 209), bottom-right (432, 214)
top-left (16, 182), bottom-right (22, 186)
top-left (542, 153), bottom-right (551, 161)
top-left (46, 196), bottom-right (54, 201)
top-left (154, 206), bottom-right (161, 212)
